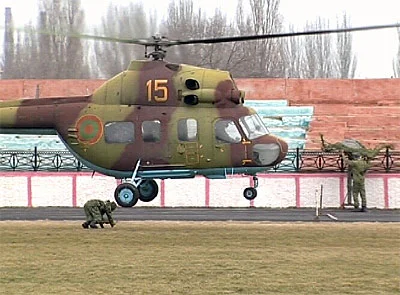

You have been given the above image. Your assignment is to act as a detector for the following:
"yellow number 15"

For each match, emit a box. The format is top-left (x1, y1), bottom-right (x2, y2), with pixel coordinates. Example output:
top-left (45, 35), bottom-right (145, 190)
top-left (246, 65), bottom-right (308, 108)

top-left (146, 79), bottom-right (169, 102)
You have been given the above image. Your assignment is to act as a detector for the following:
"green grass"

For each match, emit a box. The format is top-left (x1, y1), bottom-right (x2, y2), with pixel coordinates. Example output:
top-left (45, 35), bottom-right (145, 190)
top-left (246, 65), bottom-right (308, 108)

top-left (1, 221), bottom-right (399, 295)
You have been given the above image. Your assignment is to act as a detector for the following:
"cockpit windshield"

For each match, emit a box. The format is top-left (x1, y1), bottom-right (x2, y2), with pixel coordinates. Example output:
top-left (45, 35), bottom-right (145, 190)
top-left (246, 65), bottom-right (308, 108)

top-left (239, 114), bottom-right (269, 140)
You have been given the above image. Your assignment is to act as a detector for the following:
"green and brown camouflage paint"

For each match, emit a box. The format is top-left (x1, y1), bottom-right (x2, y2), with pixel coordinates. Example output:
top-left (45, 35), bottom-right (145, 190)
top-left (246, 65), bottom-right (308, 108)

top-left (0, 60), bottom-right (288, 179)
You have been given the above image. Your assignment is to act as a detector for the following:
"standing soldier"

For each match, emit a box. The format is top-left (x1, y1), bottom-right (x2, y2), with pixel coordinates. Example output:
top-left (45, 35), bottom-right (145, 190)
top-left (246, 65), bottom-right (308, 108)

top-left (346, 155), bottom-right (371, 212)
top-left (320, 135), bottom-right (363, 206)
top-left (82, 199), bottom-right (117, 229)
top-left (320, 134), bottom-right (393, 210)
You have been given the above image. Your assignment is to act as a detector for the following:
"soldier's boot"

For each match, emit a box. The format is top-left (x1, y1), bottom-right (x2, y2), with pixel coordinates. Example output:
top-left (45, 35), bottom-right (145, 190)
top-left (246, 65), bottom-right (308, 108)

top-left (82, 222), bottom-right (89, 229)
top-left (89, 221), bottom-right (98, 229)
top-left (352, 202), bottom-right (361, 212)
top-left (361, 206), bottom-right (368, 212)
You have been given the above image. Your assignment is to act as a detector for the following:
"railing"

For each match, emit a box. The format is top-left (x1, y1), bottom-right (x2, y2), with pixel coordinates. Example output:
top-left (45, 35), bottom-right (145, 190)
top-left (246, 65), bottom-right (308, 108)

top-left (0, 147), bottom-right (90, 172)
top-left (0, 147), bottom-right (399, 173)
top-left (275, 148), bottom-right (400, 173)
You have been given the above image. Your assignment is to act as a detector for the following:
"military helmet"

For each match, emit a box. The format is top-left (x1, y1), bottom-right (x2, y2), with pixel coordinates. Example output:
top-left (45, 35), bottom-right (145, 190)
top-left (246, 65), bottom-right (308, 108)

top-left (106, 200), bottom-right (118, 211)
top-left (110, 201), bottom-right (117, 211)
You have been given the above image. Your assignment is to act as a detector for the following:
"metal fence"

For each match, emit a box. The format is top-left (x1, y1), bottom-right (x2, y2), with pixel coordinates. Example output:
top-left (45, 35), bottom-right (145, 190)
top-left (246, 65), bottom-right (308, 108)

top-left (0, 147), bottom-right (90, 172)
top-left (275, 148), bottom-right (400, 173)
top-left (0, 147), bottom-right (399, 173)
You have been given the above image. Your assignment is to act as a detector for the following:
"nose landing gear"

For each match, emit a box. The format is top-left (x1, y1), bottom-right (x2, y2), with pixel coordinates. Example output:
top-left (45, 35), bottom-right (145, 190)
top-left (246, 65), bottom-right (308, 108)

top-left (243, 176), bottom-right (258, 200)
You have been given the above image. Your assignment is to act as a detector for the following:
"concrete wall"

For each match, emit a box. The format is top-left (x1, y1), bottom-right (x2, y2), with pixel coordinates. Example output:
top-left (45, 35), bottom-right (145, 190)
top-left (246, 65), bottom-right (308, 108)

top-left (1, 78), bottom-right (399, 149)
top-left (1, 172), bottom-right (399, 209)
top-left (2, 78), bottom-right (399, 106)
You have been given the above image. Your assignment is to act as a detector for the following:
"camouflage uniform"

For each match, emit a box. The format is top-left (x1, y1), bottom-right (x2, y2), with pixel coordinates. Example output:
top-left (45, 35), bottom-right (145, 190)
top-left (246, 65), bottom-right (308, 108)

top-left (347, 159), bottom-right (371, 211)
top-left (320, 134), bottom-right (392, 210)
top-left (82, 199), bottom-right (117, 229)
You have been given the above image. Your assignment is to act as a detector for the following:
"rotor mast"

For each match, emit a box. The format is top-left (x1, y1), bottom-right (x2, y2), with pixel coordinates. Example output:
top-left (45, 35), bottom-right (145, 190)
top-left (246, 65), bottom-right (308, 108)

top-left (145, 34), bottom-right (168, 60)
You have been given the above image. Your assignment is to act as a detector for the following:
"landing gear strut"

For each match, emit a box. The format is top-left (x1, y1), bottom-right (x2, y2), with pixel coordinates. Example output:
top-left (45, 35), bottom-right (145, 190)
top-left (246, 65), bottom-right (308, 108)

top-left (114, 160), bottom-right (159, 207)
top-left (243, 176), bottom-right (258, 200)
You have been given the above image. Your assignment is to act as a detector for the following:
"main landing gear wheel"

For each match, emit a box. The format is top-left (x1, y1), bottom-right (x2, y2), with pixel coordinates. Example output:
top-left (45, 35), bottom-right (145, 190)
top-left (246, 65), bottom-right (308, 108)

top-left (138, 180), bottom-right (159, 202)
top-left (114, 183), bottom-right (140, 207)
top-left (243, 187), bottom-right (257, 200)
top-left (243, 176), bottom-right (258, 200)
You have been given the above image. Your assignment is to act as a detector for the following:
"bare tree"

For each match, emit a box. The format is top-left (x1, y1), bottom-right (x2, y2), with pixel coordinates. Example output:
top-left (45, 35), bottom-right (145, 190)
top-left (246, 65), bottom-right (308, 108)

top-left (1, 7), bottom-right (16, 79)
top-left (301, 18), bottom-right (335, 78)
top-left (24, 0), bottom-right (89, 79)
top-left (163, 0), bottom-right (209, 65)
top-left (335, 14), bottom-right (357, 78)
top-left (35, 0), bottom-right (89, 78)
top-left (234, 0), bottom-right (284, 77)
top-left (163, 0), bottom-right (243, 72)
top-left (163, 0), bottom-right (284, 77)
top-left (2, 8), bottom-right (43, 79)
top-left (281, 14), bottom-right (358, 78)
top-left (92, 2), bottom-right (156, 77)
top-left (281, 25), bottom-right (303, 78)
top-left (394, 27), bottom-right (400, 78)
top-left (2, 0), bottom-right (90, 79)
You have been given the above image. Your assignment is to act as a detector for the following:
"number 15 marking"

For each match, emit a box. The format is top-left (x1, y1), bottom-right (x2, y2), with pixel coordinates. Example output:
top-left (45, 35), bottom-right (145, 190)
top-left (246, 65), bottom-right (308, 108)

top-left (146, 79), bottom-right (169, 102)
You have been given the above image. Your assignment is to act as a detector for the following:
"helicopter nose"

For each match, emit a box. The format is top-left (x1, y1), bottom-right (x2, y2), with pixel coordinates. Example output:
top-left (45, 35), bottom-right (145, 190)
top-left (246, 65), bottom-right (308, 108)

top-left (252, 138), bottom-right (288, 166)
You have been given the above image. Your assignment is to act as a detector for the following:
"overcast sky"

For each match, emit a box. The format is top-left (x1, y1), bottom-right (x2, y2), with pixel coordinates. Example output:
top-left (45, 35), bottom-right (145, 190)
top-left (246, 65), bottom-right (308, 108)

top-left (0, 0), bottom-right (399, 78)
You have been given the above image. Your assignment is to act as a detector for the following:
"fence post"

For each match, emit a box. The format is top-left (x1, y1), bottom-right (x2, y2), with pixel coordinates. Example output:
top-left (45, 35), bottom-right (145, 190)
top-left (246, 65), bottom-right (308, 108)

top-left (295, 147), bottom-right (300, 172)
top-left (33, 146), bottom-right (38, 171)
top-left (385, 147), bottom-right (390, 172)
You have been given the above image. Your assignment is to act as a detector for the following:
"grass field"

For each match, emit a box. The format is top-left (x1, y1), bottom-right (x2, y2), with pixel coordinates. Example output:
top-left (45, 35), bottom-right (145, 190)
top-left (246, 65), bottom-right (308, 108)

top-left (1, 221), bottom-right (399, 295)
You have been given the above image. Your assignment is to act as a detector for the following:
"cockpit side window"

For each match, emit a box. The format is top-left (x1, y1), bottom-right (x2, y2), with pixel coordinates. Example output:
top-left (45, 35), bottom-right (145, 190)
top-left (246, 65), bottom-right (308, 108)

top-left (178, 118), bottom-right (198, 141)
top-left (239, 114), bottom-right (269, 140)
top-left (215, 119), bottom-right (242, 144)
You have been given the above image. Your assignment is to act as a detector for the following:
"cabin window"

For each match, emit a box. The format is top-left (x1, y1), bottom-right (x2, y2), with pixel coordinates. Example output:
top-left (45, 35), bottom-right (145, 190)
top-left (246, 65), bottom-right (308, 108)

top-left (142, 120), bottom-right (161, 142)
top-left (215, 119), bottom-right (242, 144)
top-left (104, 121), bottom-right (135, 143)
top-left (239, 114), bottom-right (269, 140)
top-left (178, 118), bottom-right (198, 141)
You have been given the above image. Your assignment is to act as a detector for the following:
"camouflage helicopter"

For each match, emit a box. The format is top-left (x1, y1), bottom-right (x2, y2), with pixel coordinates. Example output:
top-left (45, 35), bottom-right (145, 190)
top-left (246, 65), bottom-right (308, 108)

top-left (0, 24), bottom-right (398, 207)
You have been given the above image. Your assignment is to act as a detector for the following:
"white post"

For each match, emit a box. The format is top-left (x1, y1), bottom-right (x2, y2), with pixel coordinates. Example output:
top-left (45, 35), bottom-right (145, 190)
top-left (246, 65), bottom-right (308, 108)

top-left (314, 188), bottom-right (319, 220)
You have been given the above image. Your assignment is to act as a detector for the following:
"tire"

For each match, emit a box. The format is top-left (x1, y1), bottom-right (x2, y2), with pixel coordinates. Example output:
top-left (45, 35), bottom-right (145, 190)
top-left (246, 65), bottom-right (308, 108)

top-left (114, 183), bottom-right (140, 207)
top-left (138, 180), bottom-right (159, 202)
top-left (243, 187), bottom-right (257, 200)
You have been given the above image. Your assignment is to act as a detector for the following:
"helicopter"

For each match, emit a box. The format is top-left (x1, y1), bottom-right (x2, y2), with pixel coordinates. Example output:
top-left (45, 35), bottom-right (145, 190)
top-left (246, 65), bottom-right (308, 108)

top-left (0, 23), bottom-right (399, 207)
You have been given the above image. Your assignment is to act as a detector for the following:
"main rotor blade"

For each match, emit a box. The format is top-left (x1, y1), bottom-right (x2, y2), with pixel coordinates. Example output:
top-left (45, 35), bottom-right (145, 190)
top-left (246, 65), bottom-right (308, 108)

top-left (4, 23), bottom-right (398, 47)
top-left (1, 26), bottom-right (155, 46)
top-left (69, 33), bottom-right (152, 45)
top-left (170, 23), bottom-right (400, 46)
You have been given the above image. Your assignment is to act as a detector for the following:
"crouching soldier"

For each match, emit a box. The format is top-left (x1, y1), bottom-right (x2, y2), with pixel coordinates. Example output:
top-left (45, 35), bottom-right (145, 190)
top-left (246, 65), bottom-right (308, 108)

top-left (82, 199), bottom-right (117, 229)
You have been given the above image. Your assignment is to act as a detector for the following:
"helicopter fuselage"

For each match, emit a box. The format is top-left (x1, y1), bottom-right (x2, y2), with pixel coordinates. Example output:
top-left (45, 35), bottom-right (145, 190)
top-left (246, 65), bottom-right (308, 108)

top-left (0, 60), bottom-right (288, 180)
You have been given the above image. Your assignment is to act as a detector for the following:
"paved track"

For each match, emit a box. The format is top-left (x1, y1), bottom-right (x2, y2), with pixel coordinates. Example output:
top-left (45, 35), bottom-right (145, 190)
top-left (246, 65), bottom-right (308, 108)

top-left (0, 207), bottom-right (399, 222)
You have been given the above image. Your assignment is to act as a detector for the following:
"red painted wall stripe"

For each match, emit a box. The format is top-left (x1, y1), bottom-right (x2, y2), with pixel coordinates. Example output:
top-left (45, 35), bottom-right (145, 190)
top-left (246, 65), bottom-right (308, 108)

top-left (205, 178), bottom-right (210, 207)
top-left (27, 175), bottom-right (32, 207)
top-left (383, 175), bottom-right (389, 209)
top-left (160, 179), bottom-right (165, 207)
top-left (72, 175), bottom-right (77, 207)
top-left (295, 175), bottom-right (301, 208)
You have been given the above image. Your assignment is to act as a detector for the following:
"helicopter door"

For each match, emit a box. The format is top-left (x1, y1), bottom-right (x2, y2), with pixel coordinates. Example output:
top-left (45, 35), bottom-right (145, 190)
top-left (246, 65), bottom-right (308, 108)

top-left (172, 118), bottom-right (200, 166)
top-left (213, 119), bottom-right (248, 166)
